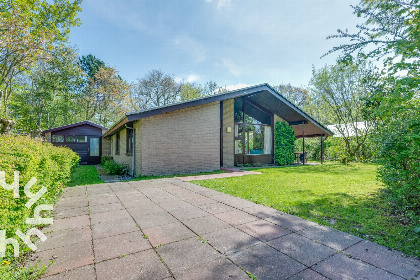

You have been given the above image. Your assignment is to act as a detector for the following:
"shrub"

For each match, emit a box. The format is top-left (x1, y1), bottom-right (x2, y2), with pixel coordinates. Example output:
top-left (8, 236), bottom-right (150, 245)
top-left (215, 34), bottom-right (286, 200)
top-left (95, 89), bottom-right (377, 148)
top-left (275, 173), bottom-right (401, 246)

top-left (274, 121), bottom-right (296, 165)
top-left (100, 156), bottom-right (128, 175)
top-left (0, 135), bottom-right (79, 277)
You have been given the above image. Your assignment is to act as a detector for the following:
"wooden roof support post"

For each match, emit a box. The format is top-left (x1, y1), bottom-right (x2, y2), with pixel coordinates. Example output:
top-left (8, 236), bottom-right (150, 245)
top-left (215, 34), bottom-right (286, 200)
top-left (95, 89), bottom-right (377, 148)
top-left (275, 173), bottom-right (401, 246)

top-left (302, 123), bottom-right (305, 165)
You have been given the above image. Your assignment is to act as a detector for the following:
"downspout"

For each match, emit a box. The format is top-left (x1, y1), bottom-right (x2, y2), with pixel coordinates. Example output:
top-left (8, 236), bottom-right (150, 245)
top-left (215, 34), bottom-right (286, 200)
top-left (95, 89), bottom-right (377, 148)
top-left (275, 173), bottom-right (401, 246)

top-left (125, 125), bottom-right (135, 177)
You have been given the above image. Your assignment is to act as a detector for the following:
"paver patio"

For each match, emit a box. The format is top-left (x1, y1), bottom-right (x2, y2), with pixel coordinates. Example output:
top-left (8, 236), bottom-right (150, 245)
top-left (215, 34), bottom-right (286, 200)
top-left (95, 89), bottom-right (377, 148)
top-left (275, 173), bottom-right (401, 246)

top-left (32, 178), bottom-right (419, 280)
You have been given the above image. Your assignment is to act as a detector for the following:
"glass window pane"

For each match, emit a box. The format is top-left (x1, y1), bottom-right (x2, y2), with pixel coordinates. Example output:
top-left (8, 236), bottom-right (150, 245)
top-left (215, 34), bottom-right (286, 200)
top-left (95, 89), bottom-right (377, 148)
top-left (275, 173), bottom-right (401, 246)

top-left (234, 98), bottom-right (243, 122)
top-left (245, 125), bottom-right (272, 155)
top-left (76, 136), bottom-right (87, 142)
top-left (234, 124), bottom-right (243, 138)
top-left (90, 138), bottom-right (100, 156)
top-left (66, 136), bottom-right (75, 142)
top-left (234, 140), bottom-right (243, 154)
top-left (52, 135), bottom-right (64, 142)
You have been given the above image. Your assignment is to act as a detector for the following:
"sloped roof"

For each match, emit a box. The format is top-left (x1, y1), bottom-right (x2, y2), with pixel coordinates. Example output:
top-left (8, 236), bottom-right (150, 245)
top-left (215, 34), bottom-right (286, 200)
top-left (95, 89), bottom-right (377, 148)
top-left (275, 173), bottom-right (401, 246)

top-left (103, 83), bottom-right (333, 138)
top-left (42, 121), bottom-right (108, 134)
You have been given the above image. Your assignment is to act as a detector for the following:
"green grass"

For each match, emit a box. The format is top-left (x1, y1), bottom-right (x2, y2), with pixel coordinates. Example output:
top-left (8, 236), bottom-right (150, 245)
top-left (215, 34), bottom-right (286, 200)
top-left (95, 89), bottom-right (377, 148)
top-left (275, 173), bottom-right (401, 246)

top-left (130, 170), bottom-right (227, 181)
top-left (194, 163), bottom-right (420, 257)
top-left (67, 165), bottom-right (105, 187)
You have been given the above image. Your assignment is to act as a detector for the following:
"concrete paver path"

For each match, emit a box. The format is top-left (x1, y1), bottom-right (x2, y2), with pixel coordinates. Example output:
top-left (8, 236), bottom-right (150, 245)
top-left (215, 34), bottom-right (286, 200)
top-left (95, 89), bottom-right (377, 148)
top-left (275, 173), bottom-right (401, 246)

top-left (32, 179), bottom-right (420, 280)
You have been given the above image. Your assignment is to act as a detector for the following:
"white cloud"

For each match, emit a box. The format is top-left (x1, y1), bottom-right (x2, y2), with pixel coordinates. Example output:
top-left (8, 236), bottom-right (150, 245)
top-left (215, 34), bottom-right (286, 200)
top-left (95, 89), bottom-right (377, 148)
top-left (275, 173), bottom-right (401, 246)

top-left (217, 58), bottom-right (242, 77)
top-left (173, 35), bottom-right (207, 63)
top-left (205, 0), bottom-right (231, 9)
top-left (186, 73), bottom-right (201, 83)
top-left (217, 0), bottom-right (231, 9)
top-left (175, 73), bottom-right (202, 83)
top-left (224, 83), bottom-right (250, 91)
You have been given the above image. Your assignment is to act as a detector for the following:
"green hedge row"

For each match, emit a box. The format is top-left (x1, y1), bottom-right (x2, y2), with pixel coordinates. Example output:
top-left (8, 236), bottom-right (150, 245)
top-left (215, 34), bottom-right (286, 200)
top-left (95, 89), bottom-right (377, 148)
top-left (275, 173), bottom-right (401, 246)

top-left (0, 135), bottom-right (79, 277)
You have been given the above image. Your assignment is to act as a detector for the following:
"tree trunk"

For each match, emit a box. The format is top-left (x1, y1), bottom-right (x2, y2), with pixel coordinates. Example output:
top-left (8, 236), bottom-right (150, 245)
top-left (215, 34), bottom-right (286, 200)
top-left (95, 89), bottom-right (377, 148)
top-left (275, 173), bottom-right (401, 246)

top-left (0, 118), bottom-right (15, 134)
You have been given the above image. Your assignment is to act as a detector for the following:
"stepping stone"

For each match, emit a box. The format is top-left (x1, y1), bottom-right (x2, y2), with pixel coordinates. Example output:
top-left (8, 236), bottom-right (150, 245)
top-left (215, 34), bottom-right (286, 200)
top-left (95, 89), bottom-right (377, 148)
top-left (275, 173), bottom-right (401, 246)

top-left (215, 209), bottom-right (259, 226)
top-left (142, 221), bottom-right (196, 247)
top-left (41, 265), bottom-right (95, 280)
top-left (298, 225), bottom-right (362, 250)
top-left (203, 227), bottom-right (261, 254)
top-left (237, 220), bottom-right (291, 242)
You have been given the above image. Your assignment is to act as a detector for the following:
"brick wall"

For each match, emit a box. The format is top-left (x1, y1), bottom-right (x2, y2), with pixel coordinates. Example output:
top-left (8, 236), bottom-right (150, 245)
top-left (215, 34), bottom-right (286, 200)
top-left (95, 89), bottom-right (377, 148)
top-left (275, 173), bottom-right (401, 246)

top-left (134, 120), bottom-right (142, 176)
top-left (222, 99), bottom-right (234, 167)
top-left (141, 102), bottom-right (220, 176)
top-left (111, 128), bottom-right (133, 172)
top-left (102, 137), bottom-right (111, 156)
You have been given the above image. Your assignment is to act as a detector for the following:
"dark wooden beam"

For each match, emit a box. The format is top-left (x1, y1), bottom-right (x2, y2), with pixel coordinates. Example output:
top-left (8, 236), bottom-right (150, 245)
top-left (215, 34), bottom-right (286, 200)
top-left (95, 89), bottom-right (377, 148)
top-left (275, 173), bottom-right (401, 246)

top-left (289, 120), bottom-right (308, 126)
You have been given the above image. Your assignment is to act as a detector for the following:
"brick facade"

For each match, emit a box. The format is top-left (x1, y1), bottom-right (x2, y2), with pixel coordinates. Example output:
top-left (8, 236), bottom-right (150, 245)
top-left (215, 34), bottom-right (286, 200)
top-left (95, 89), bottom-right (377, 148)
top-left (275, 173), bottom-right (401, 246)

top-left (222, 99), bottom-right (234, 167)
top-left (110, 128), bottom-right (133, 172)
top-left (140, 102), bottom-right (220, 176)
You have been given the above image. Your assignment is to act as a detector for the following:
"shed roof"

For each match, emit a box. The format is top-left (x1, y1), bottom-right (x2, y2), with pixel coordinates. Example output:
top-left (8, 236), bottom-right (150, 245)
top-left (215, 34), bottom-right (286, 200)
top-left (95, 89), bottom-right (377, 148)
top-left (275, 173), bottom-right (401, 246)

top-left (103, 83), bottom-right (333, 138)
top-left (42, 121), bottom-right (108, 134)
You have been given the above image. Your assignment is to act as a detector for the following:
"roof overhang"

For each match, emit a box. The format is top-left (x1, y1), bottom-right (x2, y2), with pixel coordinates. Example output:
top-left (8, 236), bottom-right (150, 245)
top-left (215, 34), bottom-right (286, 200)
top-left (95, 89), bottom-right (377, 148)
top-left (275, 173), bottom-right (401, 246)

top-left (42, 121), bottom-right (108, 135)
top-left (102, 83), bottom-right (333, 138)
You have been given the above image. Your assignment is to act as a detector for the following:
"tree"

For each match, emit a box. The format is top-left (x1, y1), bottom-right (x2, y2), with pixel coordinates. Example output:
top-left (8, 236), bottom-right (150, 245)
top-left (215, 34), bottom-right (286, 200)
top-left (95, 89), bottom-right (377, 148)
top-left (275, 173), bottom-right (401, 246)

top-left (79, 54), bottom-right (105, 79)
top-left (309, 59), bottom-right (378, 161)
top-left (130, 70), bottom-right (182, 110)
top-left (0, 0), bottom-right (82, 133)
top-left (273, 84), bottom-right (310, 108)
top-left (81, 67), bottom-right (130, 127)
top-left (179, 80), bottom-right (219, 101)
top-left (327, 0), bottom-right (420, 214)
top-left (10, 46), bottom-right (84, 133)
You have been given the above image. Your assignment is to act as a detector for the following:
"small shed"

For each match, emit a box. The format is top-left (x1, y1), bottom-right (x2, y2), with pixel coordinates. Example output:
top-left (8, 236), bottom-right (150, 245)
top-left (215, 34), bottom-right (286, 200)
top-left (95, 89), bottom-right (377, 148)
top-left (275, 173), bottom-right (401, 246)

top-left (42, 121), bottom-right (108, 164)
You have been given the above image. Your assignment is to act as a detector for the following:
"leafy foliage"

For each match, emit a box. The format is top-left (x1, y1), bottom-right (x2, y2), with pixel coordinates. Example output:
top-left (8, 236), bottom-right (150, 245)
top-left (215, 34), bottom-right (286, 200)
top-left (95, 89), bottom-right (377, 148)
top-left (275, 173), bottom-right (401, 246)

top-left (100, 156), bottom-right (128, 175)
top-left (327, 0), bottom-right (420, 218)
top-left (273, 84), bottom-right (310, 108)
top-left (274, 121), bottom-right (296, 165)
top-left (0, 135), bottom-right (79, 277)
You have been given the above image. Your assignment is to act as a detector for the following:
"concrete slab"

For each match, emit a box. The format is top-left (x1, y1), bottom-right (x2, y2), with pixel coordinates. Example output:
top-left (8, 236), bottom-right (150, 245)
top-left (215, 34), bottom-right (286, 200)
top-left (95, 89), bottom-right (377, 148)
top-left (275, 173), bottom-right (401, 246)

top-left (91, 218), bottom-right (139, 239)
top-left (298, 225), bottom-right (362, 250)
top-left (264, 213), bottom-right (318, 232)
top-left (169, 206), bottom-right (210, 221)
top-left (95, 249), bottom-right (171, 280)
top-left (175, 257), bottom-right (250, 280)
top-left (41, 265), bottom-right (95, 280)
top-left (287, 269), bottom-right (329, 280)
top-left (89, 202), bottom-right (124, 214)
top-left (198, 202), bottom-right (234, 214)
top-left (184, 196), bottom-right (216, 206)
top-left (53, 206), bottom-right (88, 219)
top-left (228, 243), bottom-right (306, 280)
top-left (215, 209), bottom-right (259, 226)
top-left (93, 230), bottom-right (151, 262)
top-left (142, 221), bottom-right (196, 247)
top-left (37, 226), bottom-right (92, 252)
top-left (48, 215), bottom-right (90, 232)
top-left (156, 237), bottom-right (220, 274)
top-left (32, 241), bottom-right (94, 277)
top-left (344, 240), bottom-right (420, 279)
top-left (90, 209), bottom-right (132, 225)
top-left (182, 215), bottom-right (232, 235)
top-left (203, 227), bottom-right (261, 254)
top-left (313, 253), bottom-right (404, 280)
top-left (237, 220), bottom-right (291, 242)
top-left (132, 211), bottom-right (179, 229)
top-left (268, 233), bottom-right (337, 266)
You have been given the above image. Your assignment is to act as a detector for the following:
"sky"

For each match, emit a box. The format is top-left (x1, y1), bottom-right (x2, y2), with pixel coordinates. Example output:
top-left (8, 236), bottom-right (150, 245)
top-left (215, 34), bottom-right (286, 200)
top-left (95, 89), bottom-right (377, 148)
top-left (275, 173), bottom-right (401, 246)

top-left (69, 0), bottom-right (361, 90)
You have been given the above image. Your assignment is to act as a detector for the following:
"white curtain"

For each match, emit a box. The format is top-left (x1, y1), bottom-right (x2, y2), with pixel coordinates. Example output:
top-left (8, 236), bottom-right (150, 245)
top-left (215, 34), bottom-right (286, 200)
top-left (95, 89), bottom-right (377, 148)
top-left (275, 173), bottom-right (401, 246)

top-left (264, 126), bottom-right (272, 154)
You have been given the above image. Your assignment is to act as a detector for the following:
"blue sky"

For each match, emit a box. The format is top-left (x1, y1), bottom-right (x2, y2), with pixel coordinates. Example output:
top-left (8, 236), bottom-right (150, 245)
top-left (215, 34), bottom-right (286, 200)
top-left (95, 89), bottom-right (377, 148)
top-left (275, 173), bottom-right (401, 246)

top-left (69, 0), bottom-right (360, 89)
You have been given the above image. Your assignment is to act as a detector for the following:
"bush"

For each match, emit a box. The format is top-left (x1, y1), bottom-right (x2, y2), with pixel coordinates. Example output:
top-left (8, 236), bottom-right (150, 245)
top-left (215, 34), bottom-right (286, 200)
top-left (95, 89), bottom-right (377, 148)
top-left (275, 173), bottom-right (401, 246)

top-left (274, 121), bottom-right (296, 165)
top-left (0, 135), bottom-right (79, 277)
top-left (100, 156), bottom-right (128, 175)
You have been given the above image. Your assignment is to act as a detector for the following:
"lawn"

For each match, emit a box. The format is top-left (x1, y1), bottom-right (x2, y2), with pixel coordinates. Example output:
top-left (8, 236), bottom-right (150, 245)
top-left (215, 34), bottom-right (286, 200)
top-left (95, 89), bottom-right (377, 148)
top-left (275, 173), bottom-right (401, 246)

top-left (67, 165), bottom-right (105, 187)
top-left (194, 163), bottom-right (419, 257)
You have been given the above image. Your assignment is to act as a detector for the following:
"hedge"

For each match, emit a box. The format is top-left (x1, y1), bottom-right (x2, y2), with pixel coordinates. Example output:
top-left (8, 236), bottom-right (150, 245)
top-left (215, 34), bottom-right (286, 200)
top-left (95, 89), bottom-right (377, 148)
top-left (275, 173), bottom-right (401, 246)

top-left (0, 135), bottom-right (79, 278)
top-left (274, 121), bottom-right (296, 165)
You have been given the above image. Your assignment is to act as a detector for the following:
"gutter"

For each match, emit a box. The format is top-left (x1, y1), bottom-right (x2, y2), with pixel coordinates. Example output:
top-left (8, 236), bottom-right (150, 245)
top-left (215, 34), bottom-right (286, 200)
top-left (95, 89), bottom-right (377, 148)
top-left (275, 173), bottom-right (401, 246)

top-left (125, 125), bottom-right (135, 177)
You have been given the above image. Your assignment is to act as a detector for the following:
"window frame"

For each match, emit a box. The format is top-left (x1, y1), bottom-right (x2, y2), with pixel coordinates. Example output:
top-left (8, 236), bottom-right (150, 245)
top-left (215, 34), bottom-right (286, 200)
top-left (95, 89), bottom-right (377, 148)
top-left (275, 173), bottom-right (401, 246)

top-left (115, 132), bottom-right (120, 155)
top-left (126, 128), bottom-right (134, 155)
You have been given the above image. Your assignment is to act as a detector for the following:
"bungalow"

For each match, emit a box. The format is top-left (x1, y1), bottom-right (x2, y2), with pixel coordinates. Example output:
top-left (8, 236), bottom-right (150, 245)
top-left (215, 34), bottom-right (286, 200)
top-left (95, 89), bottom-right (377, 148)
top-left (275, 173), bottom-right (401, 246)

top-left (102, 84), bottom-right (333, 176)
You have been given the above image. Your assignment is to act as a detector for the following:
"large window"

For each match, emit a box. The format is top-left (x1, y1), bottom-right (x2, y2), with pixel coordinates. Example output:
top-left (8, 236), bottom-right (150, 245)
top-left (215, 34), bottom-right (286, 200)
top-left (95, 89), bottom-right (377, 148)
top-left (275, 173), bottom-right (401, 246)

top-left (52, 135), bottom-right (64, 142)
top-left (234, 98), bottom-right (273, 155)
